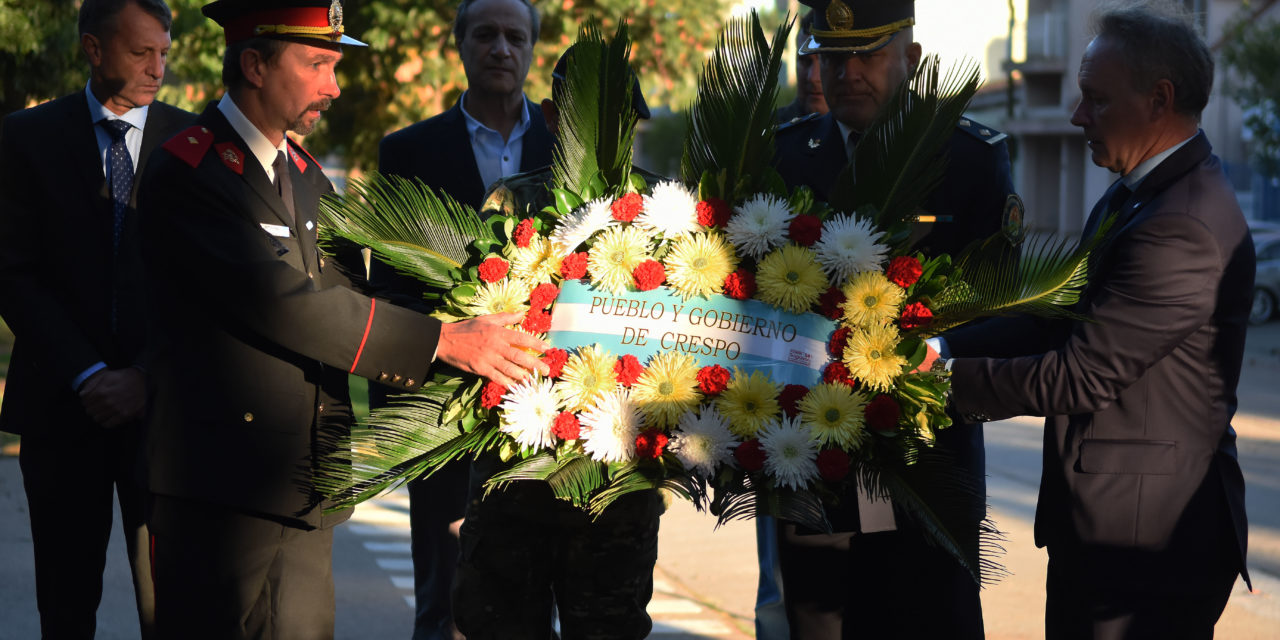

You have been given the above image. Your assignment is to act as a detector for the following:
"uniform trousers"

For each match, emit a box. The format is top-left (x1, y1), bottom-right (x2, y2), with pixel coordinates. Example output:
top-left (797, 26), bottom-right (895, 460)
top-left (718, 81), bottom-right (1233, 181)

top-left (149, 495), bottom-right (335, 640)
top-left (18, 423), bottom-right (154, 639)
top-left (452, 479), bottom-right (663, 640)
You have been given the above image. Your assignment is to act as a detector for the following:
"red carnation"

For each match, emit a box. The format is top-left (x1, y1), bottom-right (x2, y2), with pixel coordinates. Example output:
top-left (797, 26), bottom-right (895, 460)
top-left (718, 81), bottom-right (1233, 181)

top-left (735, 439), bottom-right (767, 472)
top-left (560, 252), bottom-right (589, 280)
top-left (530, 282), bottom-right (561, 310)
top-left (522, 309), bottom-right (552, 334)
top-left (480, 381), bottom-right (507, 409)
top-left (886, 256), bottom-right (924, 289)
top-left (611, 193), bottom-right (644, 222)
top-left (778, 384), bottom-right (810, 418)
top-left (823, 361), bottom-right (857, 388)
top-left (552, 411), bottom-right (581, 440)
top-left (695, 197), bottom-right (732, 228)
top-left (542, 348), bottom-right (569, 378)
top-left (513, 218), bottom-right (536, 248)
top-left (614, 354), bottom-right (645, 387)
top-left (633, 260), bottom-right (666, 291)
top-left (865, 394), bottom-right (901, 433)
top-left (635, 429), bottom-right (670, 459)
top-left (723, 268), bottom-right (757, 300)
top-left (478, 257), bottom-right (509, 283)
top-left (697, 364), bottom-right (732, 395)
top-left (898, 302), bottom-right (933, 330)
top-left (816, 448), bottom-right (851, 482)
top-left (819, 286), bottom-right (846, 320)
top-left (789, 214), bottom-right (823, 246)
top-left (828, 327), bottom-right (852, 357)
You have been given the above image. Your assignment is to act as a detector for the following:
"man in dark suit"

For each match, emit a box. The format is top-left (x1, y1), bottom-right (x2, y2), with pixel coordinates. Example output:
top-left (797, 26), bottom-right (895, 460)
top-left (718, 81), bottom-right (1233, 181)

top-left (375, 2), bottom-right (552, 636)
top-left (0, 1), bottom-right (192, 637)
top-left (136, 2), bottom-right (548, 637)
top-left (770, 1), bottom-right (1018, 638)
top-left (932, 2), bottom-right (1252, 637)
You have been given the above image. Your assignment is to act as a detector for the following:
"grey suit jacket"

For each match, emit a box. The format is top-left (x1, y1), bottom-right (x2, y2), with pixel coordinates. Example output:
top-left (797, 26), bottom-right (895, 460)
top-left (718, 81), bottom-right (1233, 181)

top-left (947, 131), bottom-right (1252, 584)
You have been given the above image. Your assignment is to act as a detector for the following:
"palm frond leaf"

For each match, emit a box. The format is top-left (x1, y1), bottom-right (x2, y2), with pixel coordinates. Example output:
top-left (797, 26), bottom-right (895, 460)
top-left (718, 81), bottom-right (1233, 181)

top-left (551, 20), bottom-right (637, 197)
top-left (486, 453), bottom-right (611, 509)
top-left (929, 223), bottom-right (1111, 333)
top-left (829, 55), bottom-right (981, 250)
top-left (681, 11), bottom-right (790, 198)
top-left (318, 173), bottom-right (493, 289)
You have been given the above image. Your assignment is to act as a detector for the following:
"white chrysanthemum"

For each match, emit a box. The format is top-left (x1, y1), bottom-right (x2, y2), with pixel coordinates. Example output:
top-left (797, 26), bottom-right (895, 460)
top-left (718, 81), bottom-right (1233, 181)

top-left (671, 406), bottom-right (739, 478)
top-left (551, 197), bottom-right (614, 256)
top-left (637, 181), bottom-right (701, 240)
top-left (725, 194), bottom-right (794, 260)
top-left (579, 389), bottom-right (643, 463)
top-left (813, 213), bottom-right (889, 282)
top-left (497, 375), bottom-right (561, 451)
top-left (758, 415), bottom-right (820, 491)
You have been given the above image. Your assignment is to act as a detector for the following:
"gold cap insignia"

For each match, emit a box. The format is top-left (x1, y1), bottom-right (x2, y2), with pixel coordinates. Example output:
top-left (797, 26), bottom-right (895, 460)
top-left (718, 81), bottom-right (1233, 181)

top-left (827, 0), bottom-right (855, 31)
top-left (328, 0), bottom-right (343, 32)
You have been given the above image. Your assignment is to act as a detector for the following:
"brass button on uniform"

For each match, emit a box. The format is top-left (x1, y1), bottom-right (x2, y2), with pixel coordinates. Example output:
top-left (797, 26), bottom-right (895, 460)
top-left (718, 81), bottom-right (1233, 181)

top-left (243, 412), bottom-right (254, 422)
top-left (405, 378), bottom-right (414, 387)
top-left (392, 374), bottom-right (403, 383)
top-left (318, 403), bottom-right (325, 413)
top-left (377, 372), bottom-right (389, 381)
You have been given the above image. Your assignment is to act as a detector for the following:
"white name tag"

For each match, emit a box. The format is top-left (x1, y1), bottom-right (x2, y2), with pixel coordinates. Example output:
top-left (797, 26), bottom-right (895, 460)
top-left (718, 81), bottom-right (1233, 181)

top-left (260, 223), bottom-right (291, 238)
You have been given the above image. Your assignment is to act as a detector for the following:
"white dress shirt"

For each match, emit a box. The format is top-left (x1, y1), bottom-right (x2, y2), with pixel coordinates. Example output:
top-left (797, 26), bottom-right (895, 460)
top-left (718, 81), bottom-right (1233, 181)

top-left (459, 92), bottom-right (532, 191)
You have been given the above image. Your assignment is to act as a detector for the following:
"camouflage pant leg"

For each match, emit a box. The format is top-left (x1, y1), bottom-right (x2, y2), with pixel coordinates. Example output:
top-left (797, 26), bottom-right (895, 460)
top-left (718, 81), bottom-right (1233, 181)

top-left (452, 486), bottom-right (558, 640)
top-left (553, 491), bottom-right (663, 640)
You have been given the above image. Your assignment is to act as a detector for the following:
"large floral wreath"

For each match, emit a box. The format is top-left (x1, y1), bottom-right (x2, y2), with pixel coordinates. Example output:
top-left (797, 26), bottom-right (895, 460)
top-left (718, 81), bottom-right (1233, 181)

top-left (315, 16), bottom-right (1099, 583)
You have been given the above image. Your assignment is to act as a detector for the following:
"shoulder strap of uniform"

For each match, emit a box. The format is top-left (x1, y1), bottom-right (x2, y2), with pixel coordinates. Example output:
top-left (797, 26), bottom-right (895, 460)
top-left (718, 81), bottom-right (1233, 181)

top-left (956, 117), bottom-right (1008, 146)
top-left (777, 111), bottom-right (822, 132)
top-left (162, 125), bottom-right (215, 168)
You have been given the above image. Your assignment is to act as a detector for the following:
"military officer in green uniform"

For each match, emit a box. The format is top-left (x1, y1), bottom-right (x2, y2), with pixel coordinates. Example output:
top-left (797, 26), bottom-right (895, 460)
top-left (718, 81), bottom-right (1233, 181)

top-left (137, 2), bottom-right (547, 637)
top-left (771, 1), bottom-right (1021, 638)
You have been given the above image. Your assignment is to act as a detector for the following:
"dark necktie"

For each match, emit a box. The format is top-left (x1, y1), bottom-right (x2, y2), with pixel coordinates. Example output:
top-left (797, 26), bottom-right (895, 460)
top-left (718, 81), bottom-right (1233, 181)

top-left (101, 119), bottom-right (134, 252)
top-left (273, 149), bottom-right (296, 224)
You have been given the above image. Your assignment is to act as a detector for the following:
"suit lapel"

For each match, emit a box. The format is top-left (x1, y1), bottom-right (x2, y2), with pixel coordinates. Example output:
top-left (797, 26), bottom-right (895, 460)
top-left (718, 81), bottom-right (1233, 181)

top-left (519, 98), bottom-right (554, 172)
top-left (441, 104), bottom-right (486, 208)
top-left (202, 105), bottom-right (296, 230)
top-left (62, 93), bottom-right (112, 220)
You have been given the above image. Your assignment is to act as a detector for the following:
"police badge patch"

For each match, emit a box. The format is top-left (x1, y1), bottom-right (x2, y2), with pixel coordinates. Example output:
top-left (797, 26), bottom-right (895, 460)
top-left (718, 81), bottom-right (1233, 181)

top-left (1003, 193), bottom-right (1026, 245)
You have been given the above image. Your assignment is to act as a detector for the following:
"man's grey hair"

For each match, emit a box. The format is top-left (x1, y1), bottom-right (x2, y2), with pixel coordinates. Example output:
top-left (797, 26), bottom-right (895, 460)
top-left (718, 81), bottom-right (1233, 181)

top-left (452, 0), bottom-right (541, 47)
top-left (1090, 0), bottom-right (1214, 118)
top-left (79, 0), bottom-right (173, 37)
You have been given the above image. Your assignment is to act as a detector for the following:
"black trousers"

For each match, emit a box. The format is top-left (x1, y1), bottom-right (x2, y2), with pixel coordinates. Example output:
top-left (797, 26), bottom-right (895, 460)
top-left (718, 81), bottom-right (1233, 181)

top-left (407, 460), bottom-right (470, 640)
top-left (149, 495), bottom-right (335, 640)
top-left (19, 424), bottom-right (154, 639)
top-left (1045, 545), bottom-right (1238, 640)
top-left (777, 523), bottom-right (984, 640)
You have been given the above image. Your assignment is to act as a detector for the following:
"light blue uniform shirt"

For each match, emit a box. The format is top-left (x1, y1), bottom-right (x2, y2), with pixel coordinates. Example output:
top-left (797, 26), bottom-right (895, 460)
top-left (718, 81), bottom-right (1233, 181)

top-left (459, 91), bottom-right (532, 192)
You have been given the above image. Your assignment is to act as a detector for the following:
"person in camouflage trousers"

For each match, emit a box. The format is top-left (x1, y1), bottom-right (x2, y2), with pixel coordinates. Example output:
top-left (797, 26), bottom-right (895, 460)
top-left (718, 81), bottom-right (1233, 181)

top-left (451, 49), bottom-right (669, 640)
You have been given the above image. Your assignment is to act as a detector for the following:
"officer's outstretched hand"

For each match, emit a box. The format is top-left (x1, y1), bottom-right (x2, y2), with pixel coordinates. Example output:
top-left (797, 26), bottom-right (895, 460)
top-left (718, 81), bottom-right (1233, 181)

top-left (436, 313), bottom-right (550, 387)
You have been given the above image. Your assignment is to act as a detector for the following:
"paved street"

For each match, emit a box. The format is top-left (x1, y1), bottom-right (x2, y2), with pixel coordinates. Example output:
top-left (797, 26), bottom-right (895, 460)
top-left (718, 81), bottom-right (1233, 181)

top-left (2, 323), bottom-right (1280, 638)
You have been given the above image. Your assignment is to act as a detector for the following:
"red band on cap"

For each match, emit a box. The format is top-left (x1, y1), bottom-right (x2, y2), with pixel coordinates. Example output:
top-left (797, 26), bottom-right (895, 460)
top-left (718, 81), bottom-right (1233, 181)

top-left (225, 8), bottom-right (333, 45)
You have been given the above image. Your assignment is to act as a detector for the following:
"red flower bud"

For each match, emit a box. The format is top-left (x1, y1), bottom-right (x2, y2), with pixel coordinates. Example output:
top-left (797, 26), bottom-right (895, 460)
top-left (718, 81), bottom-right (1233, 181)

top-left (632, 260), bottom-right (666, 291)
top-left (513, 218), bottom-right (536, 248)
top-left (611, 193), bottom-right (644, 222)
top-left (816, 448), bottom-right (851, 481)
top-left (614, 354), bottom-right (644, 387)
top-left (530, 282), bottom-right (561, 310)
top-left (788, 214), bottom-right (823, 246)
top-left (819, 286), bottom-right (846, 320)
top-left (778, 384), bottom-right (810, 418)
top-left (696, 197), bottom-right (732, 228)
top-left (480, 381), bottom-right (507, 409)
top-left (724, 268), bottom-right (757, 300)
top-left (478, 257), bottom-right (509, 283)
top-left (560, 252), bottom-right (589, 280)
top-left (635, 429), bottom-right (670, 459)
top-left (552, 411), bottom-right (581, 440)
top-left (865, 394), bottom-right (901, 433)
top-left (542, 348), bottom-right (569, 379)
top-left (898, 302), bottom-right (933, 330)
top-left (886, 256), bottom-right (924, 288)
top-left (735, 439), bottom-right (766, 471)
top-left (697, 364), bottom-right (732, 395)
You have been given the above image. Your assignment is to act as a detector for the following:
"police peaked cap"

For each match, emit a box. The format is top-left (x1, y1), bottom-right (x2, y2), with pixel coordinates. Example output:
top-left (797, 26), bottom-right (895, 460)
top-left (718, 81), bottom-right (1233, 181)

top-left (202, 0), bottom-right (367, 47)
top-left (797, 0), bottom-right (914, 54)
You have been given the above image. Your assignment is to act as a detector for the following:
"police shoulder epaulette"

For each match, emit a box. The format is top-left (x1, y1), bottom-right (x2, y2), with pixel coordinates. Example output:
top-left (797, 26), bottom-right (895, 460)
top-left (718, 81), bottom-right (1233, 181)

top-left (956, 117), bottom-right (1009, 146)
top-left (162, 125), bottom-right (214, 168)
top-left (777, 111), bottom-right (822, 133)
top-left (287, 136), bottom-right (321, 174)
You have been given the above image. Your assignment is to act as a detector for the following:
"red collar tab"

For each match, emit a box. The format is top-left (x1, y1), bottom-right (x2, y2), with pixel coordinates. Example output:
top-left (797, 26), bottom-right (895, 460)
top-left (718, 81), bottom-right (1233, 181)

top-left (288, 138), bottom-right (322, 173)
top-left (163, 126), bottom-right (215, 168)
top-left (224, 7), bottom-right (340, 45)
top-left (214, 142), bottom-right (246, 176)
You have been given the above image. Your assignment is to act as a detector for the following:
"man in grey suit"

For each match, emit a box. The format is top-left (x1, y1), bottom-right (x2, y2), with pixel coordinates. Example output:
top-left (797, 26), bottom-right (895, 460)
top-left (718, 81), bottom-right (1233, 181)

top-left (0, 1), bottom-right (193, 636)
top-left (930, 1), bottom-right (1252, 637)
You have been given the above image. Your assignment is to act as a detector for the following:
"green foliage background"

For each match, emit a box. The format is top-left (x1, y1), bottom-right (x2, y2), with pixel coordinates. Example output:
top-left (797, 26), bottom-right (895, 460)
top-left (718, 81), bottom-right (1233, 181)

top-left (1222, 4), bottom-right (1280, 178)
top-left (1, 0), bottom-right (737, 172)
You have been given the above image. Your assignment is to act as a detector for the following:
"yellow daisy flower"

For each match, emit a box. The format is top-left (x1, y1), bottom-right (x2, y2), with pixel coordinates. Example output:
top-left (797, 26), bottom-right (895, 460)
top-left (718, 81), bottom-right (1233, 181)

top-left (842, 270), bottom-right (904, 328)
top-left (467, 279), bottom-right (531, 317)
top-left (558, 345), bottom-right (618, 412)
top-left (843, 324), bottom-right (908, 392)
top-left (664, 233), bottom-right (738, 300)
top-left (509, 235), bottom-right (562, 286)
top-left (631, 352), bottom-right (702, 428)
top-left (756, 244), bottom-right (828, 313)
top-left (798, 383), bottom-right (870, 451)
top-left (715, 368), bottom-right (782, 438)
top-left (588, 225), bottom-right (652, 295)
